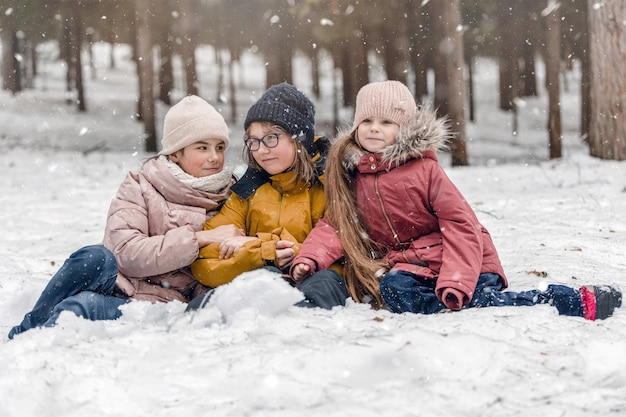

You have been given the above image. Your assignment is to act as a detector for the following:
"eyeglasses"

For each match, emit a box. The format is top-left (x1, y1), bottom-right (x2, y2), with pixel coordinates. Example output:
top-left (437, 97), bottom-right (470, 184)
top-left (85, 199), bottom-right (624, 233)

top-left (244, 132), bottom-right (282, 151)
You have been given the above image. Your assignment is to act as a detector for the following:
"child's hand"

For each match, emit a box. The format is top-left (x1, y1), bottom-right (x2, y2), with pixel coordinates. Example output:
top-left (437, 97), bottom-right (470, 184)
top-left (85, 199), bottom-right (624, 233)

top-left (291, 263), bottom-right (311, 282)
top-left (196, 225), bottom-right (244, 247)
top-left (218, 236), bottom-right (257, 259)
top-left (275, 240), bottom-right (295, 270)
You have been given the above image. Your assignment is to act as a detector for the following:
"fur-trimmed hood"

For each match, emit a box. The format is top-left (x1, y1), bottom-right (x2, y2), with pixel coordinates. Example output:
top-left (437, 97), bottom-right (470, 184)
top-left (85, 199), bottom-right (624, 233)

top-left (337, 106), bottom-right (450, 170)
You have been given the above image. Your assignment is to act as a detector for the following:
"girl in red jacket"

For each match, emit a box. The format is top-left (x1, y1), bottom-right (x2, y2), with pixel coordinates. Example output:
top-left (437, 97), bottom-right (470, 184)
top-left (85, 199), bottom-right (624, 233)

top-left (291, 80), bottom-right (621, 320)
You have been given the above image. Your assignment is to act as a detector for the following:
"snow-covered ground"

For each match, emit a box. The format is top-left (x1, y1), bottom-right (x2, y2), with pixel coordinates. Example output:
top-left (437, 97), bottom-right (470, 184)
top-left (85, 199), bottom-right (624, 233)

top-left (0, 43), bottom-right (625, 417)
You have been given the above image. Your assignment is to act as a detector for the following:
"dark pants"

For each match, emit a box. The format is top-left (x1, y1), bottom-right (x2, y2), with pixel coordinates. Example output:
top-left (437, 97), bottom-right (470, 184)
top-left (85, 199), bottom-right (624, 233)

top-left (294, 269), bottom-right (349, 309)
top-left (380, 271), bottom-right (584, 317)
top-left (186, 267), bottom-right (349, 312)
top-left (8, 245), bottom-right (128, 339)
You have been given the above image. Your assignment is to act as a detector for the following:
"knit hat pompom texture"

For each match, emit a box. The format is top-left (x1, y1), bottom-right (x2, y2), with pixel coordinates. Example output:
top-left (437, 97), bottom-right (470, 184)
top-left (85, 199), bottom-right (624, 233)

top-left (352, 80), bottom-right (417, 131)
top-left (244, 83), bottom-right (316, 154)
top-left (159, 95), bottom-right (230, 156)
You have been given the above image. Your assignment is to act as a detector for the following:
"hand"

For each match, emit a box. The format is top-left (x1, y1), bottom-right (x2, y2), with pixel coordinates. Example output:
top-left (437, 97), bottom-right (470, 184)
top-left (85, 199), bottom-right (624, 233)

top-left (218, 236), bottom-right (257, 259)
top-left (441, 287), bottom-right (465, 311)
top-left (196, 224), bottom-right (244, 248)
top-left (274, 240), bottom-right (295, 270)
top-left (291, 263), bottom-right (311, 282)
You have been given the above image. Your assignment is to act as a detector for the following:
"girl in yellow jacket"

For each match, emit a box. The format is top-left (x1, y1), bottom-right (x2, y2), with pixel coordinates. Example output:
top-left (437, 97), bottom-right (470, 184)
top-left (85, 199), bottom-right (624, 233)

top-left (189, 83), bottom-right (348, 309)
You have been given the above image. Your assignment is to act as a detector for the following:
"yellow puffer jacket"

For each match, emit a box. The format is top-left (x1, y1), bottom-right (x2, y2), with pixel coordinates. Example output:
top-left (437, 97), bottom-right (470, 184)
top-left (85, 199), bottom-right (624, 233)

top-left (191, 170), bottom-right (325, 287)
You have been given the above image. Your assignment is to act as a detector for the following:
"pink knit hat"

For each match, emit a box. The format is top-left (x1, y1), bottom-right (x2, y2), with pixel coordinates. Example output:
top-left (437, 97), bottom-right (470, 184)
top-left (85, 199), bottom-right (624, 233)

top-left (351, 80), bottom-right (417, 132)
top-left (159, 95), bottom-right (230, 155)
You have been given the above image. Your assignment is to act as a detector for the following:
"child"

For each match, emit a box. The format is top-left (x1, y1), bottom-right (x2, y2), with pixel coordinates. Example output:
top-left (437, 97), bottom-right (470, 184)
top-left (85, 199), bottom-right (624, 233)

top-left (189, 83), bottom-right (348, 310)
top-left (291, 80), bottom-right (621, 320)
top-left (8, 95), bottom-right (242, 339)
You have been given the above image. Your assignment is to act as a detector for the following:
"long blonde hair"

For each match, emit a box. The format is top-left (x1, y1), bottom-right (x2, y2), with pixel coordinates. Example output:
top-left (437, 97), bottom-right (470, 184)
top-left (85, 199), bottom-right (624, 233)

top-left (324, 133), bottom-right (389, 308)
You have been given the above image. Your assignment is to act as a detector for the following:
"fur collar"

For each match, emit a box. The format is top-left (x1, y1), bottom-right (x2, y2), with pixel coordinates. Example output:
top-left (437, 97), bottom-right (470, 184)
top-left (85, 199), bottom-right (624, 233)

top-left (337, 106), bottom-right (450, 170)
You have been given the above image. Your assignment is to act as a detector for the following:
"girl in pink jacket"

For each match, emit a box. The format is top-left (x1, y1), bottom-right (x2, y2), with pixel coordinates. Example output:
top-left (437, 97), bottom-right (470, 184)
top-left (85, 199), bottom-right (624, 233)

top-left (8, 96), bottom-right (240, 339)
top-left (291, 81), bottom-right (621, 320)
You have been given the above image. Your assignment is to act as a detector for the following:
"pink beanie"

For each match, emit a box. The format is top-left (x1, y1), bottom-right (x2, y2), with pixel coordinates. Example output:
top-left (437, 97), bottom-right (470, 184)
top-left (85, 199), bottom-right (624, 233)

top-left (351, 80), bottom-right (417, 132)
top-left (159, 95), bottom-right (230, 155)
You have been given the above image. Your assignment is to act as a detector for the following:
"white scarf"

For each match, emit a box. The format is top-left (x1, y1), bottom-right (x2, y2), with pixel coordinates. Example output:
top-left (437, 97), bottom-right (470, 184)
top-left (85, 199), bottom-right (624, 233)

top-left (160, 155), bottom-right (233, 193)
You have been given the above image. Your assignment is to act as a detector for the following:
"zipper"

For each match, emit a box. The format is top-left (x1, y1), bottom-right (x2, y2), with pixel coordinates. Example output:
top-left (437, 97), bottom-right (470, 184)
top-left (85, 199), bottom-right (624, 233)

top-left (374, 174), bottom-right (400, 245)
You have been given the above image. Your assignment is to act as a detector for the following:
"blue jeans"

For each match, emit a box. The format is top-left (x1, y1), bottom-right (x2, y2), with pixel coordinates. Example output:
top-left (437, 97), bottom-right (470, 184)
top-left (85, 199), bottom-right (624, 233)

top-left (8, 245), bottom-right (129, 339)
top-left (380, 271), bottom-right (584, 317)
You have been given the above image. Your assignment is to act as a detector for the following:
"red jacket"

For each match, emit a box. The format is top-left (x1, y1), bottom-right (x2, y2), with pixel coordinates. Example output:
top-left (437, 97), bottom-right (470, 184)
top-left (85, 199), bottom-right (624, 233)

top-left (294, 109), bottom-right (507, 308)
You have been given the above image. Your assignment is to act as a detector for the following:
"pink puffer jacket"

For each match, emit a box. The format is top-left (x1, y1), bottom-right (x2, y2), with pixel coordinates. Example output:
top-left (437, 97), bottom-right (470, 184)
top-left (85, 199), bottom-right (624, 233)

top-left (103, 157), bottom-right (232, 303)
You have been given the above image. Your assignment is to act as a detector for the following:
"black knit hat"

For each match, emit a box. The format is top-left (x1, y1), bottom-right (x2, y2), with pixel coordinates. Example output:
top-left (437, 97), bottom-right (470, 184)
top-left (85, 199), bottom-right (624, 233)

top-left (244, 83), bottom-right (316, 156)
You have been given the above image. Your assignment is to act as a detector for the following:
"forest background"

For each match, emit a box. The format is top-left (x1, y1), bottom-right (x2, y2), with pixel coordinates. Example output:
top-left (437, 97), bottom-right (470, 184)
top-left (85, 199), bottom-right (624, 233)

top-left (1, 0), bottom-right (625, 163)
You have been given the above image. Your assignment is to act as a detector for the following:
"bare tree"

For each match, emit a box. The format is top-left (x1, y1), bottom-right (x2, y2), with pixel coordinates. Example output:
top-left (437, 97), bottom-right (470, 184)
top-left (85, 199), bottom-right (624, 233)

top-left (1, 29), bottom-right (21, 94)
top-left (587, 0), bottom-right (626, 160)
top-left (177, 0), bottom-right (199, 96)
top-left (497, 0), bottom-right (520, 112)
top-left (134, 0), bottom-right (157, 153)
top-left (379, 0), bottom-right (409, 84)
top-left (544, 0), bottom-right (562, 159)
top-left (68, 2), bottom-right (86, 112)
top-left (265, 2), bottom-right (295, 86)
top-left (578, 2), bottom-right (591, 142)
top-left (406, 0), bottom-right (429, 100)
top-left (156, 0), bottom-right (174, 105)
top-left (434, 0), bottom-right (468, 166)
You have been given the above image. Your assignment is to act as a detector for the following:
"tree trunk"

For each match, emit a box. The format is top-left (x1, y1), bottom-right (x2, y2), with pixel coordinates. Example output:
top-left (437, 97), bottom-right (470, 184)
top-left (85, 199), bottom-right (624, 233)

top-left (349, 33), bottom-right (369, 104)
top-left (69, 4), bottom-right (86, 112)
top-left (439, 0), bottom-right (468, 166)
top-left (310, 49), bottom-right (320, 99)
top-left (520, 41), bottom-right (537, 97)
top-left (216, 49), bottom-right (225, 102)
top-left (158, 37), bottom-right (174, 105)
top-left (407, 0), bottom-right (429, 100)
top-left (178, 0), bottom-right (199, 96)
top-left (498, 0), bottom-right (519, 111)
top-left (430, 4), bottom-right (448, 118)
top-left (1, 25), bottom-right (17, 92)
top-left (336, 37), bottom-right (367, 109)
top-left (520, 0), bottom-right (540, 97)
top-left (228, 51), bottom-right (237, 123)
top-left (587, 0), bottom-right (626, 160)
top-left (86, 30), bottom-right (96, 81)
top-left (381, 0), bottom-right (408, 84)
top-left (9, 31), bottom-right (22, 94)
top-left (135, 0), bottom-right (157, 153)
top-left (467, 51), bottom-right (475, 123)
top-left (265, 8), bottom-right (294, 87)
top-left (579, 2), bottom-right (591, 143)
top-left (545, 0), bottom-right (562, 159)
top-left (62, 21), bottom-right (74, 104)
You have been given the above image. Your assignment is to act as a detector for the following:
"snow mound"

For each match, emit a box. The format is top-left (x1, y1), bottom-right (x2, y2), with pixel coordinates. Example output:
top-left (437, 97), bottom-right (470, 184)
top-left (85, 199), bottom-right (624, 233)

top-left (196, 269), bottom-right (305, 324)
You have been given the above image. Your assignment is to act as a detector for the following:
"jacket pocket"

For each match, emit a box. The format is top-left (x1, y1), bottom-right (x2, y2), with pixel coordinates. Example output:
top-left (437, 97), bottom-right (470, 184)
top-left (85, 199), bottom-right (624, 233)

top-left (386, 232), bottom-right (443, 272)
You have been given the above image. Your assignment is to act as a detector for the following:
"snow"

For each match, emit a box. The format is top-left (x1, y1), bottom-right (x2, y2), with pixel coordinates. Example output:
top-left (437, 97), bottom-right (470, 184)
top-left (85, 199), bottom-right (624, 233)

top-left (1, 43), bottom-right (626, 417)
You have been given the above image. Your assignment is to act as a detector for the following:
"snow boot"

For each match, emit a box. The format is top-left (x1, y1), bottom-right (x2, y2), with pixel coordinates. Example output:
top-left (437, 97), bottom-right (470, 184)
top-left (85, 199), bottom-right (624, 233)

top-left (580, 285), bottom-right (622, 320)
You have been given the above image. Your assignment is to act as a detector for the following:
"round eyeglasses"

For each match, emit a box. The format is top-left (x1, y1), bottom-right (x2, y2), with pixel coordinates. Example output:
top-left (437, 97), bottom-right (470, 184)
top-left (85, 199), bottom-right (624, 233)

top-left (244, 132), bottom-right (281, 151)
